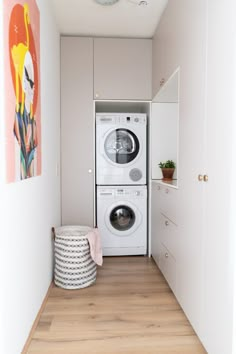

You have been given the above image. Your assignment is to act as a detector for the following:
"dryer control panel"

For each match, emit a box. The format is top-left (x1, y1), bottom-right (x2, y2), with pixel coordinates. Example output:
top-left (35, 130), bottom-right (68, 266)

top-left (96, 113), bottom-right (146, 125)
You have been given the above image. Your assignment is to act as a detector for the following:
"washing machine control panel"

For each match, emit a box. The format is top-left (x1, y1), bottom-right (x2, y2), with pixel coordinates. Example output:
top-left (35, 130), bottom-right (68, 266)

top-left (97, 188), bottom-right (145, 199)
top-left (115, 189), bottom-right (144, 197)
top-left (98, 189), bottom-right (115, 197)
top-left (116, 189), bottom-right (128, 196)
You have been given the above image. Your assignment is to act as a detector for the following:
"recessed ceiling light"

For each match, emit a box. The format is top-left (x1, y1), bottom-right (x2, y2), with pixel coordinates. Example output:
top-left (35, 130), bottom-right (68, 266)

top-left (95, 0), bottom-right (120, 5)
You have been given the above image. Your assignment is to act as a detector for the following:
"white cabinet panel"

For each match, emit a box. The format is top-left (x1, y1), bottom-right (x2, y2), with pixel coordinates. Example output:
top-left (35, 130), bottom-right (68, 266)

top-left (151, 103), bottom-right (178, 180)
top-left (61, 37), bottom-right (94, 226)
top-left (159, 243), bottom-right (177, 293)
top-left (160, 213), bottom-right (177, 257)
top-left (159, 185), bottom-right (178, 226)
top-left (94, 38), bottom-right (152, 100)
top-left (151, 182), bottom-right (178, 282)
top-left (151, 182), bottom-right (161, 265)
top-left (203, 1), bottom-right (236, 353)
top-left (153, 1), bottom-right (236, 352)
top-left (152, 0), bottom-right (207, 342)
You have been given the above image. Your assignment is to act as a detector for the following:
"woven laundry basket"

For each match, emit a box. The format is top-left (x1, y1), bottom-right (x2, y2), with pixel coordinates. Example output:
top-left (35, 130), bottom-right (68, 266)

top-left (54, 226), bottom-right (97, 290)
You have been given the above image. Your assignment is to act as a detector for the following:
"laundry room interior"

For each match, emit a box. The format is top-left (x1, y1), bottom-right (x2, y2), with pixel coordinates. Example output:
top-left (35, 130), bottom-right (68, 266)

top-left (1, 0), bottom-right (236, 354)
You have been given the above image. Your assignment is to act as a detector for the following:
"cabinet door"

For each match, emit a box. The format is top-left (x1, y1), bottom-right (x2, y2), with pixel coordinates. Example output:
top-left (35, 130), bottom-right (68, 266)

top-left (160, 213), bottom-right (177, 257)
top-left (159, 243), bottom-right (177, 293)
top-left (61, 37), bottom-right (94, 226)
top-left (203, 1), bottom-right (236, 352)
top-left (152, 33), bottom-right (171, 98)
top-left (152, 0), bottom-right (207, 338)
top-left (151, 182), bottom-right (161, 265)
top-left (94, 38), bottom-right (152, 100)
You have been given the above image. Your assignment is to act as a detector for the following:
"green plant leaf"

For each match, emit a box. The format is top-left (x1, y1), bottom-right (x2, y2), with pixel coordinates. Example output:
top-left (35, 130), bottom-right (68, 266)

top-left (158, 160), bottom-right (176, 168)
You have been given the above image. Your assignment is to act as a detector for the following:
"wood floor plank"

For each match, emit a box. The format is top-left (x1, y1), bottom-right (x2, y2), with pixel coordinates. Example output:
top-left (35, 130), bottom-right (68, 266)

top-left (26, 256), bottom-right (206, 353)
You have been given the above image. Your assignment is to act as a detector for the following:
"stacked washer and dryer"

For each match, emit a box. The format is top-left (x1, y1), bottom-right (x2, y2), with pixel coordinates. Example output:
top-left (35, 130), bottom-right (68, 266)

top-left (96, 113), bottom-right (147, 256)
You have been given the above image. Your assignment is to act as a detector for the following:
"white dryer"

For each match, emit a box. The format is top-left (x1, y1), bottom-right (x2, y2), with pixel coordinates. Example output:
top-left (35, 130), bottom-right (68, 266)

top-left (96, 113), bottom-right (147, 185)
top-left (96, 185), bottom-right (147, 256)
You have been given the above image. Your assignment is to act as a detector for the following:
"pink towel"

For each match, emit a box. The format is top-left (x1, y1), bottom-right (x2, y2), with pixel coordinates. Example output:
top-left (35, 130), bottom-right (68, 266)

top-left (86, 228), bottom-right (103, 266)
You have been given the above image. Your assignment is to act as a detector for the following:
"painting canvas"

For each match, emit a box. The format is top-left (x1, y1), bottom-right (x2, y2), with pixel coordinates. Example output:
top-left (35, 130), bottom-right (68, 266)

top-left (4, 0), bottom-right (41, 182)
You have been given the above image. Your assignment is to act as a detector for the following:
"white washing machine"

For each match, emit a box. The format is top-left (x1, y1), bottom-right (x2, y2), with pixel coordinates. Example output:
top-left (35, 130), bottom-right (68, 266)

top-left (96, 185), bottom-right (147, 256)
top-left (96, 113), bottom-right (147, 185)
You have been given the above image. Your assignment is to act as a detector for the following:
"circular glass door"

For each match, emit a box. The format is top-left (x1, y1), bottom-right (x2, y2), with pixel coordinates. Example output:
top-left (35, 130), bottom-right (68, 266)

top-left (104, 129), bottom-right (140, 164)
top-left (110, 205), bottom-right (136, 232)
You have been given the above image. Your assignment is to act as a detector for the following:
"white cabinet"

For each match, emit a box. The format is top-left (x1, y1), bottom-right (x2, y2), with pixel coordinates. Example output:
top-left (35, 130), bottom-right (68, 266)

top-left (94, 38), bottom-right (152, 100)
top-left (157, 184), bottom-right (178, 226)
top-left (203, 1), bottom-right (236, 353)
top-left (60, 37), bottom-right (151, 227)
top-left (159, 243), bottom-right (177, 293)
top-left (61, 37), bottom-right (94, 226)
top-left (152, 1), bottom-right (236, 353)
top-left (152, 26), bottom-right (178, 98)
top-left (151, 182), bottom-right (161, 265)
top-left (151, 182), bottom-right (178, 293)
top-left (152, 0), bottom-right (207, 340)
top-left (159, 213), bottom-right (177, 257)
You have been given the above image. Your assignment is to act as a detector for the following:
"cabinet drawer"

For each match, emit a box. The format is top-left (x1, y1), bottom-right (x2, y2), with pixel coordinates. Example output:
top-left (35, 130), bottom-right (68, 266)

top-left (158, 184), bottom-right (178, 225)
top-left (151, 211), bottom-right (162, 266)
top-left (160, 213), bottom-right (177, 256)
top-left (159, 243), bottom-right (176, 293)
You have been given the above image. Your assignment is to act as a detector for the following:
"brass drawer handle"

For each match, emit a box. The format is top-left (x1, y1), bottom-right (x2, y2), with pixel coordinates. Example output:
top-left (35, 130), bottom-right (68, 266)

top-left (198, 174), bottom-right (203, 181)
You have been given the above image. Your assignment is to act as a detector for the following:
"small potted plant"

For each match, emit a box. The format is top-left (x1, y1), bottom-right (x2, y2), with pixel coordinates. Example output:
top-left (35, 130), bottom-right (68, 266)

top-left (158, 160), bottom-right (176, 181)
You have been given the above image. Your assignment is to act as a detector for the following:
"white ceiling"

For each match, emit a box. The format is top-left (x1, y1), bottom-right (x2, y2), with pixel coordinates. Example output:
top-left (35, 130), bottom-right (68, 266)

top-left (50, 0), bottom-right (168, 38)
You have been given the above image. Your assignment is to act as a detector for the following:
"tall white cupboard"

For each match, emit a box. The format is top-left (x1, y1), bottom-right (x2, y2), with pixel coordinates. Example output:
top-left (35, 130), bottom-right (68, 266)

top-left (61, 37), bottom-right (94, 226)
top-left (151, 1), bottom-right (236, 353)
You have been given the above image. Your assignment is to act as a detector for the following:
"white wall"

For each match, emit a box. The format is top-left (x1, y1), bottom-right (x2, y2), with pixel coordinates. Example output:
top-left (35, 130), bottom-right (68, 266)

top-left (0, 1), bottom-right (61, 353)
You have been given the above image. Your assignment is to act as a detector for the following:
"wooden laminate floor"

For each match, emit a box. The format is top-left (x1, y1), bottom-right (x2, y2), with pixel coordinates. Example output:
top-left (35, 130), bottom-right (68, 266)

top-left (27, 257), bottom-right (207, 354)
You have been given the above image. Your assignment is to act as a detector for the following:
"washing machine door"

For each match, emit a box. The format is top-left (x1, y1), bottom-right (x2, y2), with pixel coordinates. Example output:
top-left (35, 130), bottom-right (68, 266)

top-left (104, 129), bottom-right (140, 165)
top-left (106, 202), bottom-right (141, 236)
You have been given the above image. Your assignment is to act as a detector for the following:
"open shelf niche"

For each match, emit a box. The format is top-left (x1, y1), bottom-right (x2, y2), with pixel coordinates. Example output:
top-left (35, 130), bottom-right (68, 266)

top-left (151, 68), bottom-right (180, 187)
top-left (95, 100), bottom-right (150, 116)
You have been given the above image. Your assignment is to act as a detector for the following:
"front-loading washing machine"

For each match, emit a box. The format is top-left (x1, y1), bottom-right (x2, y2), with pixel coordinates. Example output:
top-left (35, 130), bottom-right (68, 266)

top-left (96, 113), bottom-right (147, 185)
top-left (96, 185), bottom-right (147, 256)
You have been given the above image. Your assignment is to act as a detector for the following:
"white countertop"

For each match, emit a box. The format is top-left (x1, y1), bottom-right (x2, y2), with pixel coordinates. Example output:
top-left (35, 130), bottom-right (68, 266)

top-left (151, 179), bottom-right (178, 189)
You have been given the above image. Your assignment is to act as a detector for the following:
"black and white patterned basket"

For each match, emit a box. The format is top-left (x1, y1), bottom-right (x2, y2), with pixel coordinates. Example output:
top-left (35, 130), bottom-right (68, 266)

top-left (54, 226), bottom-right (97, 290)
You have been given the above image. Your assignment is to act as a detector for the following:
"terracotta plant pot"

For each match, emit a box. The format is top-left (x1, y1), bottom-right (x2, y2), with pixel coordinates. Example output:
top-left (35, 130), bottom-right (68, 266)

top-left (161, 168), bottom-right (175, 181)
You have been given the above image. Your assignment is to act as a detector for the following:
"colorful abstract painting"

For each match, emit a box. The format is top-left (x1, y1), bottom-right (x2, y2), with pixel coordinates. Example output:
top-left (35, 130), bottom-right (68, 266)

top-left (4, 0), bottom-right (41, 182)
